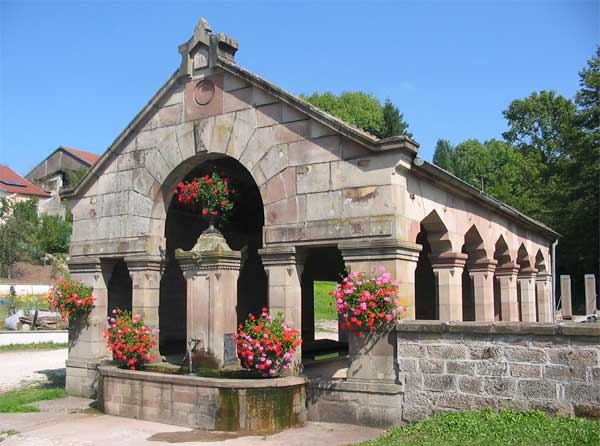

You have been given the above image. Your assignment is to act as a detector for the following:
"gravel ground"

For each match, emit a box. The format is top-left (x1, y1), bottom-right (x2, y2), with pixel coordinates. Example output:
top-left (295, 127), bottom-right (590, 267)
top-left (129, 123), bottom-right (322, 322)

top-left (0, 348), bottom-right (67, 392)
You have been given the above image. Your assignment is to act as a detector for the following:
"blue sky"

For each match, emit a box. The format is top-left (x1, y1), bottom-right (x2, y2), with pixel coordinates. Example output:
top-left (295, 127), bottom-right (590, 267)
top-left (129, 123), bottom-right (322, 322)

top-left (1, 1), bottom-right (598, 175)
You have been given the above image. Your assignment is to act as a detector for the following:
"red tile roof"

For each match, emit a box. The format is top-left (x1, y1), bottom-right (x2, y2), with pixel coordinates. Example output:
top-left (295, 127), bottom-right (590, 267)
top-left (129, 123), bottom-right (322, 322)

top-left (0, 165), bottom-right (50, 197)
top-left (62, 146), bottom-right (101, 165)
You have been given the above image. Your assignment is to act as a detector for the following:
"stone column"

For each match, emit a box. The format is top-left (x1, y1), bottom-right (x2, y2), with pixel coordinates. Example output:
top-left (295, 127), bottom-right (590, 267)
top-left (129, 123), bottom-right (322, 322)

top-left (430, 252), bottom-right (468, 321)
top-left (584, 274), bottom-right (597, 316)
top-left (339, 239), bottom-right (422, 320)
top-left (176, 231), bottom-right (241, 368)
top-left (560, 275), bottom-right (572, 320)
top-left (469, 258), bottom-right (497, 322)
top-left (66, 258), bottom-right (112, 398)
top-left (126, 257), bottom-right (162, 361)
top-left (535, 273), bottom-right (553, 322)
top-left (259, 246), bottom-right (304, 329)
top-left (495, 263), bottom-right (520, 322)
top-left (518, 268), bottom-right (538, 322)
top-left (259, 246), bottom-right (304, 371)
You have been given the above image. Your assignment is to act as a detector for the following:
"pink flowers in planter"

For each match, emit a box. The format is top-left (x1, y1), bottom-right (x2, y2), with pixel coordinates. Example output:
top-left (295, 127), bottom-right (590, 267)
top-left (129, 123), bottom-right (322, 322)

top-left (234, 308), bottom-right (302, 377)
top-left (103, 309), bottom-right (158, 370)
top-left (330, 268), bottom-right (405, 334)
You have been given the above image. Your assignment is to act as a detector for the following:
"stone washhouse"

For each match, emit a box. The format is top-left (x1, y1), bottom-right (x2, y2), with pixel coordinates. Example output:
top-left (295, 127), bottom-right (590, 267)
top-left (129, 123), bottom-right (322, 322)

top-left (61, 20), bottom-right (599, 428)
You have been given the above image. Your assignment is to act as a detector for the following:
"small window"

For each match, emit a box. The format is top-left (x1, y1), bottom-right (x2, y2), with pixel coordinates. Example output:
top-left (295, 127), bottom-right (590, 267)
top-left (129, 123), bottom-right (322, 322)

top-left (0, 179), bottom-right (26, 187)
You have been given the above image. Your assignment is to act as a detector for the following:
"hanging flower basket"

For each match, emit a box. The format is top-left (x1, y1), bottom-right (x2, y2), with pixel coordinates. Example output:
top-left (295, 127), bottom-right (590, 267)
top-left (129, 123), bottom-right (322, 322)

top-left (175, 173), bottom-right (236, 225)
top-left (234, 308), bottom-right (302, 377)
top-left (331, 267), bottom-right (406, 335)
top-left (46, 279), bottom-right (95, 322)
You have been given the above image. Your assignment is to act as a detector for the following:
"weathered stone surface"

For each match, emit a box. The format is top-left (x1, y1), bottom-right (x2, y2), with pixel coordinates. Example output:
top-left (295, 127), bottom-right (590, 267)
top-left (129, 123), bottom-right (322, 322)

top-left (296, 163), bottom-right (330, 194)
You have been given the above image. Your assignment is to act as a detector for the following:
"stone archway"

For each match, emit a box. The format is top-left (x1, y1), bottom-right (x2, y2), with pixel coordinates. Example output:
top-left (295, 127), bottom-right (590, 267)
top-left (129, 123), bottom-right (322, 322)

top-left (158, 154), bottom-right (267, 357)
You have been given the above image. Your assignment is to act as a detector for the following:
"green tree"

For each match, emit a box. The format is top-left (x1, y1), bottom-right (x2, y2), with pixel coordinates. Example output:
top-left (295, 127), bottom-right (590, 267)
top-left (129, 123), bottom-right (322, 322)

top-left (382, 99), bottom-right (411, 138)
top-left (432, 139), bottom-right (455, 171)
top-left (502, 90), bottom-right (578, 164)
top-left (301, 91), bottom-right (411, 139)
top-left (36, 214), bottom-right (71, 254)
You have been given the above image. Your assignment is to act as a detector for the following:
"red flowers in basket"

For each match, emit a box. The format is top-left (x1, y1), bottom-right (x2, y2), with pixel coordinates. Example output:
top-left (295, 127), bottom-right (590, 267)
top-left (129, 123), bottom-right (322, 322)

top-left (46, 279), bottom-right (95, 321)
top-left (234, 308), bottom-right (302, 377)
top-left (103, 309), bottom-right (158, 370)
top-left (331, 267), bottom-right (405, 334)
top-left (175, 173), bottom-right (235, 219)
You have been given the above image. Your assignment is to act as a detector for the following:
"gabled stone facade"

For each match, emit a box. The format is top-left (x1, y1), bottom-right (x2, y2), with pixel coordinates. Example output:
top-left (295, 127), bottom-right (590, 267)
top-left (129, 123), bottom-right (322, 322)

top-left (63, 18), bottom-right (559, 398)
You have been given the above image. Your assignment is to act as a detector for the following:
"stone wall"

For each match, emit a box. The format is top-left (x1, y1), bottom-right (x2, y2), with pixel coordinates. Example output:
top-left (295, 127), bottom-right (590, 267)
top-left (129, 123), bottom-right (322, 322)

top-left (308, 321), bottom-right (600, 427)
top-left (99, 366), bottom-right (306, 431)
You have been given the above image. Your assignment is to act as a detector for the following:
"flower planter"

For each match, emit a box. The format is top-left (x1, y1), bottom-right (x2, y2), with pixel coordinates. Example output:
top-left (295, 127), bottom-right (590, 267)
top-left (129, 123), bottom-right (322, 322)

top-left (346, 328), bottom-right (398, 383)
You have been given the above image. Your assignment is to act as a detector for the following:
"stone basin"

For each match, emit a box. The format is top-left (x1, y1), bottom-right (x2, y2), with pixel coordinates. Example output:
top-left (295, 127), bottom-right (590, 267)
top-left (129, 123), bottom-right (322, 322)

top-left (98, 365), bottom-right (306, 431)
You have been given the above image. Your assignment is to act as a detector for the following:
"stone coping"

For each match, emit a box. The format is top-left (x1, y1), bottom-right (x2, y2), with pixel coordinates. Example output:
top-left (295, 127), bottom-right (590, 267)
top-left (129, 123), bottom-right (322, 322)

top-left (308, 378), bottom-right (402, 395)
top-left (98, 365), bottom-right (306, 388)
top-left (395, 320), bottom-right (600, 337)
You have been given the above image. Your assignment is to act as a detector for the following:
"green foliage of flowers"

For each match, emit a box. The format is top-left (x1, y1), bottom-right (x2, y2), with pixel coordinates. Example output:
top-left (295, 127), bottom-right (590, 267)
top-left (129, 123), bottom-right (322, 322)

top-left (356, 409), bottom-right (600, 446)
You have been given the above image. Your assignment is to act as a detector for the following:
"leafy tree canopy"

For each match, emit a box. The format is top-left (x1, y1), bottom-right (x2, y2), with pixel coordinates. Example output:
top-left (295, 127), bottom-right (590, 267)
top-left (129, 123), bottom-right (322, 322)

top-left (300, 91), bottom-right (411, 139)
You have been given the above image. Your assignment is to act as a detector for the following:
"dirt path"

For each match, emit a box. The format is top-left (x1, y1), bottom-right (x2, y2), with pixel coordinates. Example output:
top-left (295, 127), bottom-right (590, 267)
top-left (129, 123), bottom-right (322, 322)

top-left (0, 348), bottom-right (67, 392)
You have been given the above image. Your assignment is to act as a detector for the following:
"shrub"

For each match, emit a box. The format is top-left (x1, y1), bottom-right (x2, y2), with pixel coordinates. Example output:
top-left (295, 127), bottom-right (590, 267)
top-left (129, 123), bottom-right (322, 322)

top-left (46, 279), bottom-right (94, 321)
top-left (103, 309), bottom-right (157, 370)
top-left (234, 308), bottom-right (302, 377)
top-left (331, 267), bottom-right (405, 333)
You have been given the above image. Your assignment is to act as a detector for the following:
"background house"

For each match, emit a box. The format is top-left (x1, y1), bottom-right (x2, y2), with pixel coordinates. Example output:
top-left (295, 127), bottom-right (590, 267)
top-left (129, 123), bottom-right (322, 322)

top-left (25, 146), bottom-right (100, 217)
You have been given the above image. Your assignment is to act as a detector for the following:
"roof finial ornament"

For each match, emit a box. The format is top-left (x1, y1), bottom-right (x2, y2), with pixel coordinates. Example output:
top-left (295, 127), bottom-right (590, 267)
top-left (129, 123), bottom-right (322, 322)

top-left (194, 18), bottom-right (212, 37)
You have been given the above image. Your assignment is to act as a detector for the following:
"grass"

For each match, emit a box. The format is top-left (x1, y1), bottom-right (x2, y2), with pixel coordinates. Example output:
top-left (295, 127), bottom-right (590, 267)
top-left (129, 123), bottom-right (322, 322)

top-left (356, 409), bottom-right (600, 446)
top-left (314, 280), bottom-right (337, 320)
top-left (0, 375), bottom-right (66, 413)
top-left (0, 342), bottom-right (68, 352)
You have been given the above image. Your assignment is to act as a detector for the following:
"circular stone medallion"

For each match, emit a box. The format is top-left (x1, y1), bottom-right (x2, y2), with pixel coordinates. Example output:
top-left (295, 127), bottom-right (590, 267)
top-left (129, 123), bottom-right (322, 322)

top-left (194, 79), bottom-right (215, 106)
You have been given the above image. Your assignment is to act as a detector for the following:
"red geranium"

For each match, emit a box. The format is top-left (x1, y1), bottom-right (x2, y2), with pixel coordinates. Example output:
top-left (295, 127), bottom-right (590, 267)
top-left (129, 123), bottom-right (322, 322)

top-left (175, 172), bottom-right (234, 219)
top-left (234, 309), bottom-right (302, 377)
top-left (103, 309), bottom-right (158, 370)
top-left (46, 279), bottom-right (95, 321)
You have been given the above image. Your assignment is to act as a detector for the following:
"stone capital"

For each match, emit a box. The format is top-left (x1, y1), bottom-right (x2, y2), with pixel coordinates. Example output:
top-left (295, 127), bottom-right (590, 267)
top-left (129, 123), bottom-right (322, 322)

top-left (468, 258), bottom-right (498, 273)
top-left (258, 246), bottom-right (303, 267)
top-left (517, 267), bottom-right (538, 279)
top-left (339, 238), bottom-right (422, 263)
top-left (429, 252), bottom-right (468, 270)
top-left (494, 262), bottom-right (520, 278)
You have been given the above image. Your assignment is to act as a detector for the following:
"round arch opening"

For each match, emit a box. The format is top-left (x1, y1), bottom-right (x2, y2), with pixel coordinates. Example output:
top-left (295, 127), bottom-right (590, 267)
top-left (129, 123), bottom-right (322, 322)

top-left (158, 155), bottom-right (267, 356)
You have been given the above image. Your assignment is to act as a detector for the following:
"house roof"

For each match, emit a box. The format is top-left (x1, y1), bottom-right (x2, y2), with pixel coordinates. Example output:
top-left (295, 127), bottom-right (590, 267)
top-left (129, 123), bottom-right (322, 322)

top-left (0, 165), bottom-right (50, 197)
top-left (61, 146), bottom-right (101, 166)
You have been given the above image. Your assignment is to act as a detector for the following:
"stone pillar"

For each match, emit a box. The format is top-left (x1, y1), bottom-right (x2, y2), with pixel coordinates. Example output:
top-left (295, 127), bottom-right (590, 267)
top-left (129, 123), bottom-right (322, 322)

top-left (469, 258), bottom-right (497, 322)
top-left (584, 274), bottom-right (597, 316)
top-left (560, 275), bottom-right (572, 320)
top-left (66, 258), bottom-right (112, 398)
top-left (494, 263), bottom-right (520, 322)
top-left (126, 257), bottom-right (162, 361)
top-left (518, 268), bottom-right (538, 322)
top-left (259, 246), bottom-right (304, 370)
top-left (176, 231), bottom-right (241, 368)
top-left (430, 252), bottom-right (467, 321)
top-left (339, 239), bottom-right (422, 320)
top-left (535, 273), bottom-right (553, 322)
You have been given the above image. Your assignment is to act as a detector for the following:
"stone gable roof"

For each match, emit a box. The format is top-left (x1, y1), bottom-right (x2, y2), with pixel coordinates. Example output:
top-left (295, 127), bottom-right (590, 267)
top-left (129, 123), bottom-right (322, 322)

top-left (62, 18), bottom-right (557, 240)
